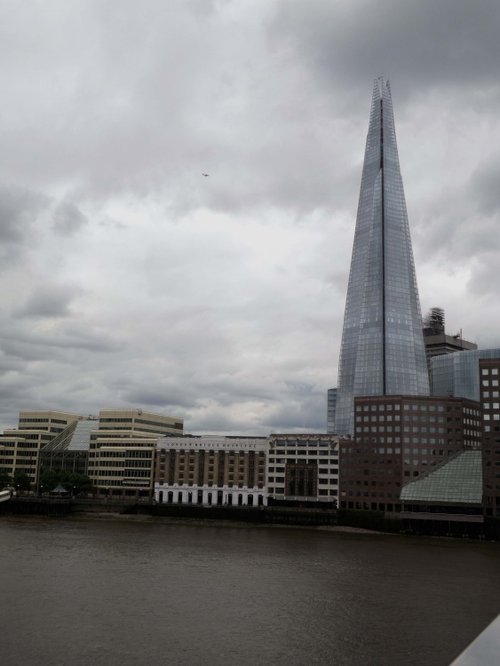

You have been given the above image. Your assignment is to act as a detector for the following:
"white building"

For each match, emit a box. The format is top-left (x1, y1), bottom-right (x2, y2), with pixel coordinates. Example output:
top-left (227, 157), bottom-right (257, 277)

top-left (267, 434), bottom-right (339, 505)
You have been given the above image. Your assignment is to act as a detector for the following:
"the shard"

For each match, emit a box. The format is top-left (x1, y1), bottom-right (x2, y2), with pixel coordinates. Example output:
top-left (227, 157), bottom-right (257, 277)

top-left (334, 77), bottom-right (429, 435)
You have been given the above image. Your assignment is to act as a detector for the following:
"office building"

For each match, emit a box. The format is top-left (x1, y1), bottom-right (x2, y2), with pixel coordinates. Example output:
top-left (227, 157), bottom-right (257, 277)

top-left (40, 418), bottom-right (98, 479)
top-left (88, 409), bottom-right (184, 498)
top-left (339, 395), bottom-right (482, 514)
top-left (97, 409), bottom-right (183, 436)
top-left (0, 407), bottom-right (184, 495)
top-left (480, 358), bottom-right (500, 517)
top-left (154, 436), bottom-right (268, 506)
top-left (335, 78), bottom-right (429, 436)
top-left (267, 434), bottom-right (339, 505)
top-left (431, 348), bottom-right (500, 401)
top-left (0, 410), bottom-right (83, 487)
top-left (327, 388), bottom-right (337, 434)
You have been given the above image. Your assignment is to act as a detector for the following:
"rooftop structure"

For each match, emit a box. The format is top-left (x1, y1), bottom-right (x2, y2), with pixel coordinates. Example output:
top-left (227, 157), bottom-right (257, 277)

top-left (40, 418), bottom-right (98, 477)
top-left (423, 307), bottom-right (477, 370)
top-left (399, 450), bottom-right (484, 535)
top-left (400, 450), bottom-right (483, 505)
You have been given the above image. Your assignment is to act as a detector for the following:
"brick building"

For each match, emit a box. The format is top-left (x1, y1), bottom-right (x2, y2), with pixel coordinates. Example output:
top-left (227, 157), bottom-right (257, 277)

top-left (154, 436), bottom-right (268, 507)
top-left (480, 358), bottom-right (500, 517)
top-left (339, 395), bottom-right (482, 514)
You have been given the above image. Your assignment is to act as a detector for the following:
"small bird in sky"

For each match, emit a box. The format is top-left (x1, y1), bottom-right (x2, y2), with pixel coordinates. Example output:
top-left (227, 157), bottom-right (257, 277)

top-left (202, 173), bottom-right (209, 177)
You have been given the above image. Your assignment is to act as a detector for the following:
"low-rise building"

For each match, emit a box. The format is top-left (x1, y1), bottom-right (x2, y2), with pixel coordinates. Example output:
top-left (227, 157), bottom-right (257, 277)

top-left (400, 450), bottom-right (483, 536)
top-left (154, 436), bottom-right (268, 506)
top-left (267, 434), bottom-right (339, 506)
top-left (88, 409), bottom-right (184, 498)
top-left (0, 410), bottom-right (84, 487)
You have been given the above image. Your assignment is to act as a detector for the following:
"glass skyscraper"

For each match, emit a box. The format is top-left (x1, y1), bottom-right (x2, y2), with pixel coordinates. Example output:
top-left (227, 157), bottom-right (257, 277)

top-left (334, 78), bottom-right (429, 435)
top-left (431, 348), bottom-right (500, 401)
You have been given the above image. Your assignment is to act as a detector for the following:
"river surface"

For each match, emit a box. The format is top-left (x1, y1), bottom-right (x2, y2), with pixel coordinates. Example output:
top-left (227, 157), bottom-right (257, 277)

top-left (1, 517), bottom-right (499, 666)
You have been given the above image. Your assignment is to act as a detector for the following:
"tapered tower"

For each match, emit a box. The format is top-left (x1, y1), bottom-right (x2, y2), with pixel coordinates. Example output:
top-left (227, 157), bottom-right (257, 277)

top-left (334, 78), bottom-right (429, 435)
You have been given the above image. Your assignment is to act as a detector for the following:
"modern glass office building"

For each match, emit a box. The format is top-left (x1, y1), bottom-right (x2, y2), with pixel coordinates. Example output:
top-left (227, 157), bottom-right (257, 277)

top-left (431, 348), bottom-right (500, 401)
top-left (326, 388), bottom-right (337, 434)
top-left (334, 78), bottom-right (429, 435)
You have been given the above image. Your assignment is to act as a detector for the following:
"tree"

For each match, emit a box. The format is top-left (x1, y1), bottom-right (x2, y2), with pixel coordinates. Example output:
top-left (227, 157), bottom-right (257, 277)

top-left (0, 471), bottom-right (12, 489)
top-left (13, 471), bottom-right (31, 491)
top-left (39, 469), bottom-right (92, 495)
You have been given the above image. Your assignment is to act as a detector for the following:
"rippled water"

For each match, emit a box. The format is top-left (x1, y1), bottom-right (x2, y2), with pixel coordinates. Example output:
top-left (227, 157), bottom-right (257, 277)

top-left (1, 517), bottom-right (499, 666)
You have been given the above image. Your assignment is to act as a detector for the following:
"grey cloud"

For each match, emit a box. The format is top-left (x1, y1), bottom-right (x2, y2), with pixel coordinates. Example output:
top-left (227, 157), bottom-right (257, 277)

top-left (15, 284), bottom-right (84, 319)
top-left (119, 383), bottom-right (195, 411)
top-left (188, 410), bottom-right (259, 435)
top-left (0, 1), bottom-right (498, 435)
top-left (0, 185), bottom-right (47, 261)
top-left (0, 326), bottom-right (120, 361)
top-left (468, 153), bottom-right (500, 216)
top-left (263, 398), bottom-right (326, 432)
top-left (271, 0), bottom-right (500, 103)
top-left (53, 201), bottom-right (88, 236)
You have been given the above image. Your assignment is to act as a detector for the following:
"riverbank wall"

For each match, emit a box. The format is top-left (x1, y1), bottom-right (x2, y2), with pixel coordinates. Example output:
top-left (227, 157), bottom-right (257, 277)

top-left (3, 498), bottom-right (499, 539)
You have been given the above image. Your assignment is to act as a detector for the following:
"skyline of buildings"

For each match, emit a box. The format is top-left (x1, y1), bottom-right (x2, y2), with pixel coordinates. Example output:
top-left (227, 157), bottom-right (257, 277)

top-left (1, 77), bottom-right (499, 527)
top-left (334, 77), bottom-right (429, 436)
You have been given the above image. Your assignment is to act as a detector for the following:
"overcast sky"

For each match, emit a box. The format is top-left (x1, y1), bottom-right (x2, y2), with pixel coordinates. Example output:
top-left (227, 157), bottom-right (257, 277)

top-left (1, 0), bottom-right (500, 434)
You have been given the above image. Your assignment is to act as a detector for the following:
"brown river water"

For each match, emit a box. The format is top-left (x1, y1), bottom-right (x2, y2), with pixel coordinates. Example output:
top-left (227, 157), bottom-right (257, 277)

top-left (1, 516), bottom-right (499, 666)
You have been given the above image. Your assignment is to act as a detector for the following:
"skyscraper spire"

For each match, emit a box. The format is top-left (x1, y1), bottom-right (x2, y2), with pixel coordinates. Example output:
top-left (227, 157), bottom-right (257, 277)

top-left (334, 78), bottom-right (429, 435)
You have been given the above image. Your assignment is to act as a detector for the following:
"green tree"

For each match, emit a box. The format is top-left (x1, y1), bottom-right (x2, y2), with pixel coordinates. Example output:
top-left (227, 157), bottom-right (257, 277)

top-left (13, 471), bottom-right (31, 491)
top-left (39, 469), bottom-right (60, 493)
top-left (0, 471), bottom-right (12, 489)
top-left (39, 469), bottom-right (92, 495)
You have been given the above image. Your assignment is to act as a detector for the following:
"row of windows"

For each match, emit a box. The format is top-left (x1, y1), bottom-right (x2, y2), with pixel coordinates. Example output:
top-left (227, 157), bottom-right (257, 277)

top-left (356, 403), bottom-right (450, 412)
top-left (160, 449), bottom-right (265, 457)
top-left (93, 470), bottom-right (151, 477)
top-left (268, 487), bottom-right (337, 496)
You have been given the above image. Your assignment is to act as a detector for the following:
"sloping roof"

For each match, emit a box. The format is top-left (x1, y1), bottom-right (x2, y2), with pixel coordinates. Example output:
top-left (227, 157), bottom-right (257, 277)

top-left (400, 450), bottom-right (482, 504)
top-left (43, 418), bottom-right (96, 453)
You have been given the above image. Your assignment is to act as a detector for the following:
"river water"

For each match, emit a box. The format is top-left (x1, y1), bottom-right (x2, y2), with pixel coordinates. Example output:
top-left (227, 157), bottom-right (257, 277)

top-left (1, 517), bottom-right (499, 666)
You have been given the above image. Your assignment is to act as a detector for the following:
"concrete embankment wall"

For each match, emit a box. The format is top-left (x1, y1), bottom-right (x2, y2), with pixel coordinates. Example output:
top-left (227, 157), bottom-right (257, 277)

top-left (150, 503), bottom-right (338, 526)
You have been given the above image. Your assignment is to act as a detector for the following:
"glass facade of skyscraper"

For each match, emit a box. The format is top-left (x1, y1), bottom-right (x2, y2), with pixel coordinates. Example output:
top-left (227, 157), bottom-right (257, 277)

top-left (335, 78), bottom-right (429, 435)
top-left (431, 348), bottom-right (500, 401)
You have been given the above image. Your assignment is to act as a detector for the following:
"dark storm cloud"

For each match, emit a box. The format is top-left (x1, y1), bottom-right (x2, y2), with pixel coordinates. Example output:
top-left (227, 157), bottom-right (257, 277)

top-left (271, 0), bottom-right (500, 102)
